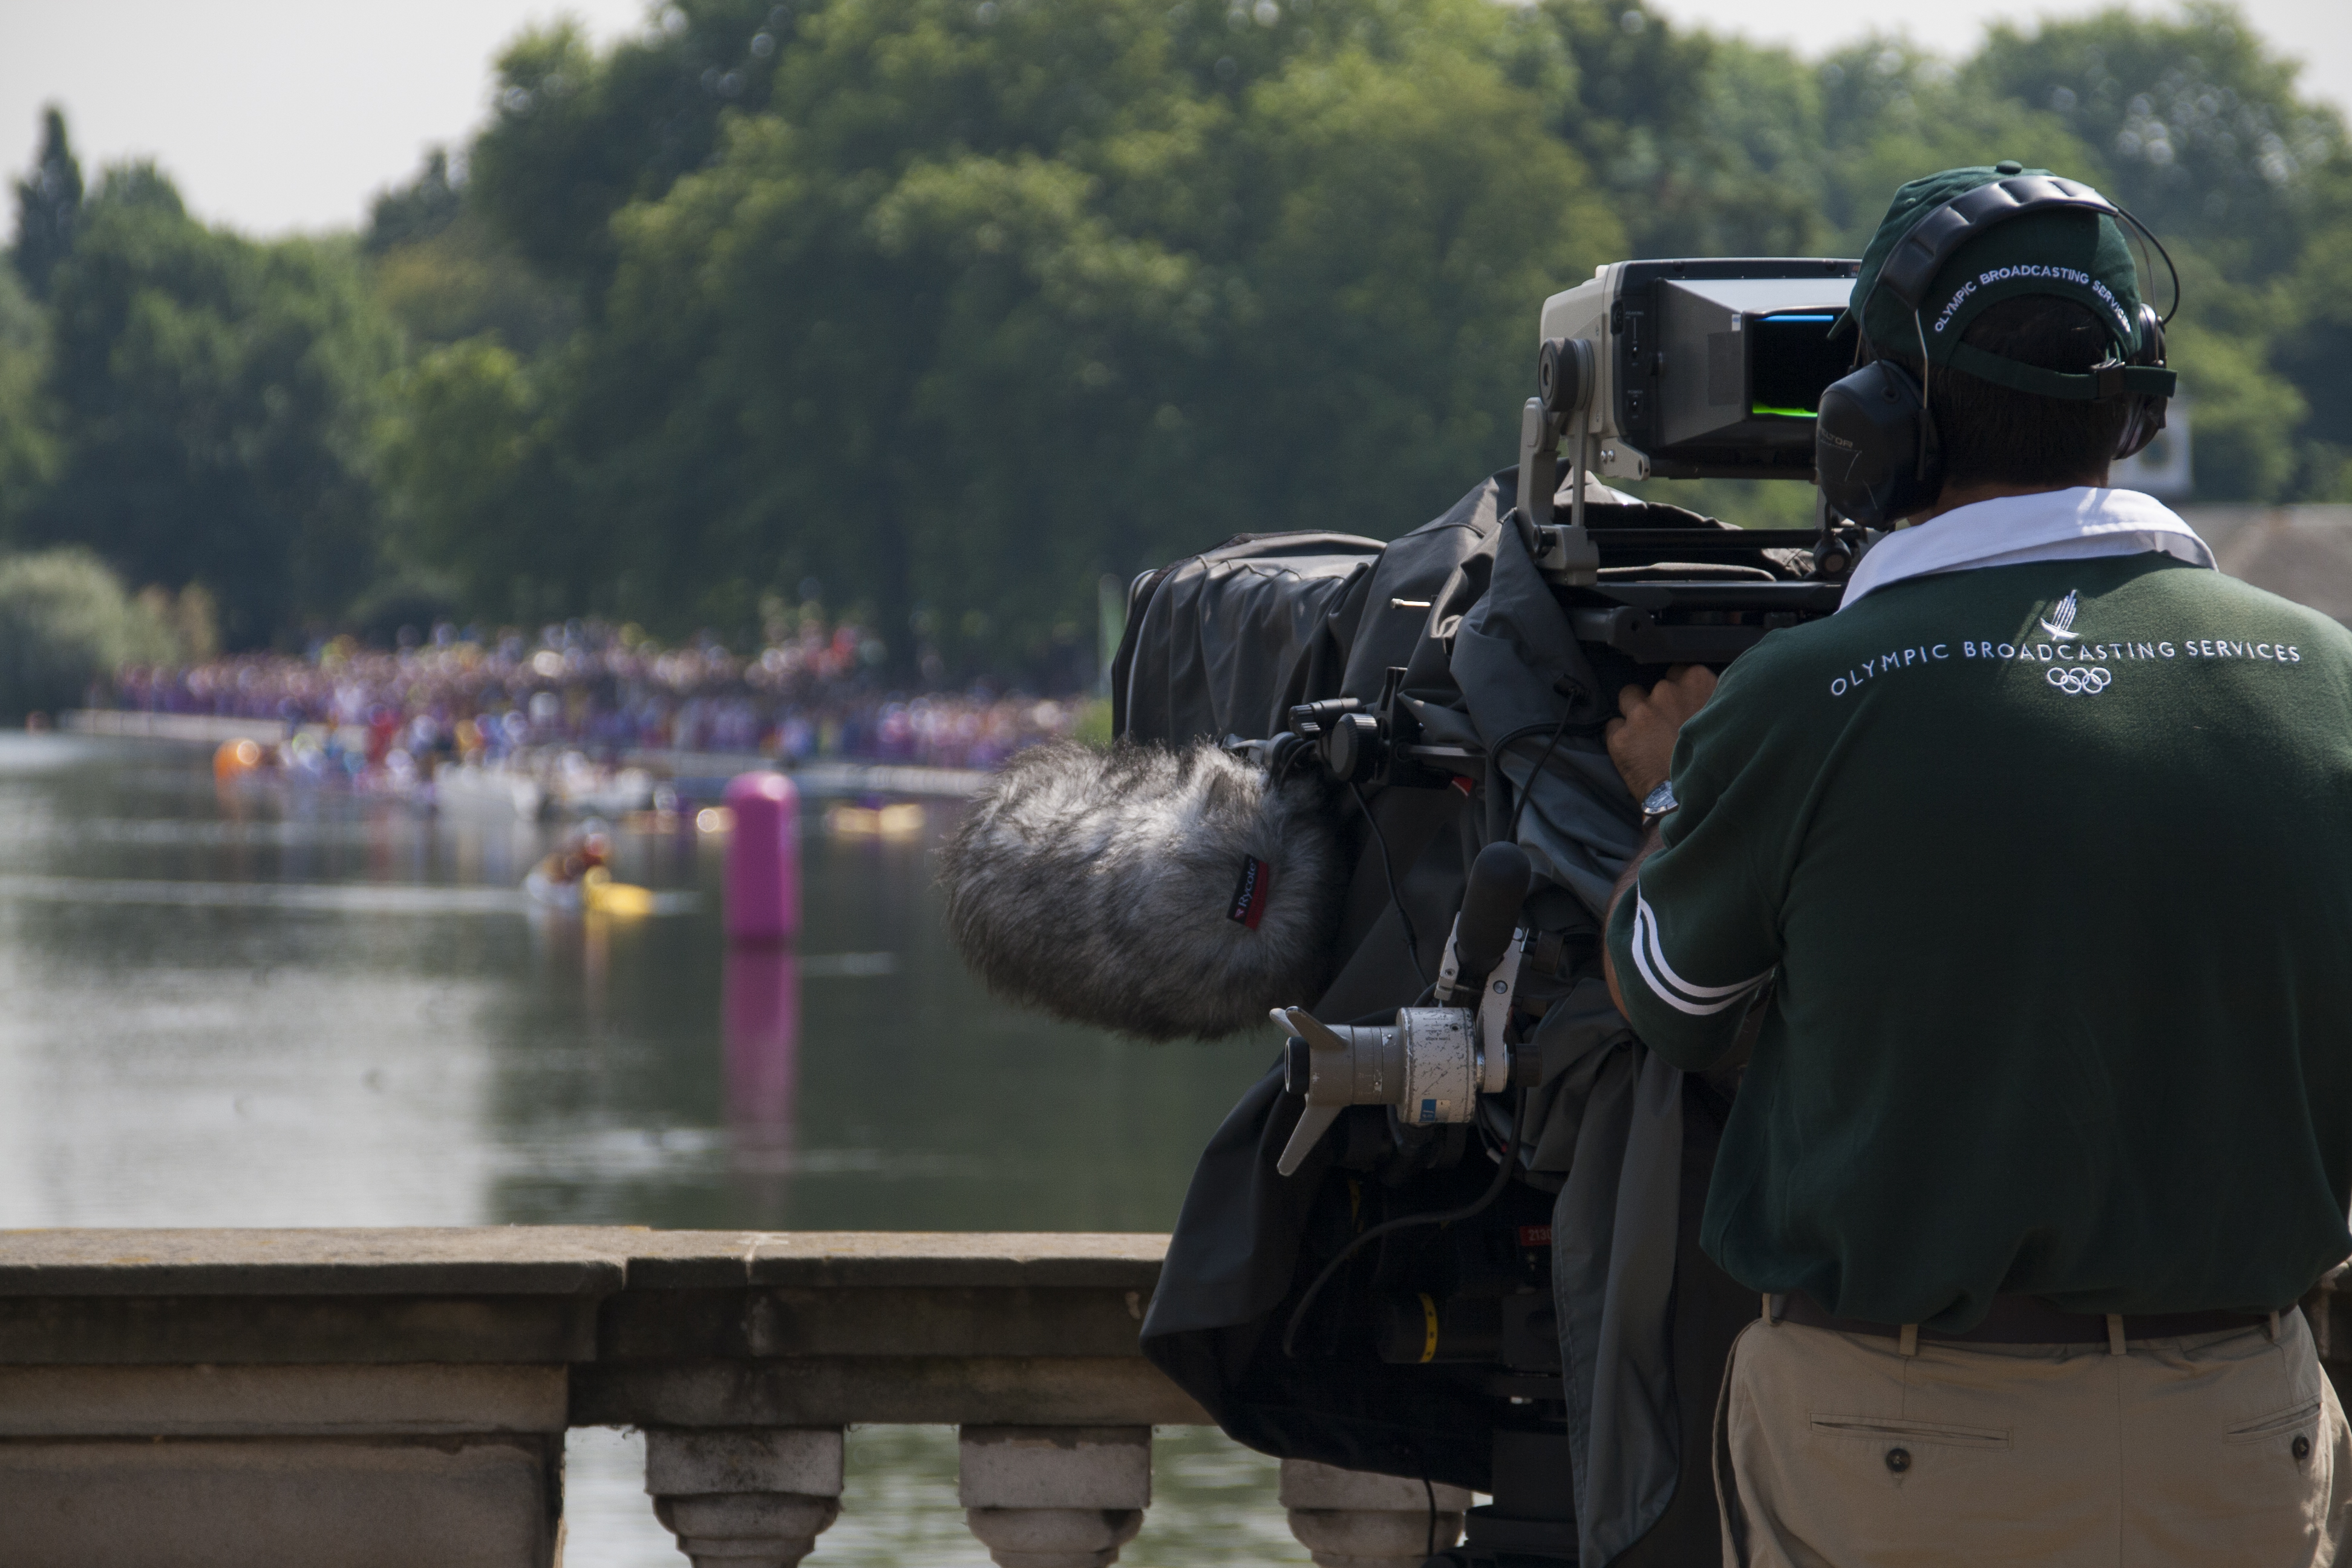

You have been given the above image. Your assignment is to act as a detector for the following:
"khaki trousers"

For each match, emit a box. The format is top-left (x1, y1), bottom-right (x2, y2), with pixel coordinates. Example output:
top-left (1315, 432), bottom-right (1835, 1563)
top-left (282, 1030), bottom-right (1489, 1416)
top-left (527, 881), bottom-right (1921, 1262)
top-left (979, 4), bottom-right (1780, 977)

top-left (1714, 1306), bottom-right (2352, 1567)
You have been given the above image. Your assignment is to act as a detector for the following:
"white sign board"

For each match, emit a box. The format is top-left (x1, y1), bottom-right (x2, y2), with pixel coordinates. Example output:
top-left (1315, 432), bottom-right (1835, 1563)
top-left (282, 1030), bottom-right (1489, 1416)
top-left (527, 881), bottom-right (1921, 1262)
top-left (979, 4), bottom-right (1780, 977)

top-left (2112, 402), bottom-right (2192, 498)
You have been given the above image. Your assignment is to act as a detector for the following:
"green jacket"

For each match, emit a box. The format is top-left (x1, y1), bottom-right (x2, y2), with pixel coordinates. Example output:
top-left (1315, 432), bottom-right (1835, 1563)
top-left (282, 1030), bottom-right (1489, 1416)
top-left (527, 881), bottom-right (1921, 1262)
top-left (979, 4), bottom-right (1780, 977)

top-left (1606, 548), bottom-right (2352, 1329)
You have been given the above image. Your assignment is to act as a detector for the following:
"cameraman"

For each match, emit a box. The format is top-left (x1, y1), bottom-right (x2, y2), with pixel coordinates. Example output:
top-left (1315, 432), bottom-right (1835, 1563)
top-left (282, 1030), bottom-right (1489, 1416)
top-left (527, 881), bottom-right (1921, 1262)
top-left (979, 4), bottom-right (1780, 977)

top-left (1600, 165), bottom-right (2352, 1566)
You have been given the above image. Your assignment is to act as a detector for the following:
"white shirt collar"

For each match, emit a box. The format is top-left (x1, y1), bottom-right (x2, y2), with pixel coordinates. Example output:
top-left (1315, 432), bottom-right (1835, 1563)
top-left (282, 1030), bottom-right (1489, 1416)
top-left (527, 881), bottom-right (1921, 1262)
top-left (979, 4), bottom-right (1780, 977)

top-left (1836, 487), bottom-right (2215, 612)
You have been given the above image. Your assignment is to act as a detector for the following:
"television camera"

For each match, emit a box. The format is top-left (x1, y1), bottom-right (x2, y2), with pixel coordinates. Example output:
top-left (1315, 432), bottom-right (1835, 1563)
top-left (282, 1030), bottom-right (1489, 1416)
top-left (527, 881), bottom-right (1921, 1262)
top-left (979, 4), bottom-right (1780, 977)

top-left (947, 255), bottom-right (1880, 1568)
top-left (1179, 258), bottom-right (1872, 1568)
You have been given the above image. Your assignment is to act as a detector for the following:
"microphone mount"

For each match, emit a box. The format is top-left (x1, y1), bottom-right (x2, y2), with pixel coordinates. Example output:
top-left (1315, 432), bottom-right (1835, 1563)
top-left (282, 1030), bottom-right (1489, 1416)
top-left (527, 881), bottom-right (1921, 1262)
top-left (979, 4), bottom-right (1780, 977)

top-left (1227, 670), bottom-right (1486, 792)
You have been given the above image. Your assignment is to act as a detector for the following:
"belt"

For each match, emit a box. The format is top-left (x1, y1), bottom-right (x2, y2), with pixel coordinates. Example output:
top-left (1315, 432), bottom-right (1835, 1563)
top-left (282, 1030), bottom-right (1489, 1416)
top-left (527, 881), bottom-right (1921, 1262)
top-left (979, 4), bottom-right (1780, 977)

top-left (1773, 1291), bottom-right (2278, 1347)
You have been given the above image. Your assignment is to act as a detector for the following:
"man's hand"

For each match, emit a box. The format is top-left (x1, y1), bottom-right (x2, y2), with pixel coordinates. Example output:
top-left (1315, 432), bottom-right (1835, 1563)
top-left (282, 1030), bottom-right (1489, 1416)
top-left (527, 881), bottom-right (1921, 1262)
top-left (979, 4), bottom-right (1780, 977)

top-left (1604, 664), bottom-right (1717, 803)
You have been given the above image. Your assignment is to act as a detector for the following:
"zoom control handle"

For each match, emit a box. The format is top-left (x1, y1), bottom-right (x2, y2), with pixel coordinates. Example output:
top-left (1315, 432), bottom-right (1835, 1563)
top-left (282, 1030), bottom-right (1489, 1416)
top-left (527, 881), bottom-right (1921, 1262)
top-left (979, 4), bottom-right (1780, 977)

top-left (1436, 843), bottom-right (1531, 1005)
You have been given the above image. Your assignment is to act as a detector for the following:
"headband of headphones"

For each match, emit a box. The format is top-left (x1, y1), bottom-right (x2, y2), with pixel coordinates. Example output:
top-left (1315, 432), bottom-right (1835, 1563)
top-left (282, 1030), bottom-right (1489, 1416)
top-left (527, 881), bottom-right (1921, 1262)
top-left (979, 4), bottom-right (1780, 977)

top-left (1877, 176), bottom-right (2118, 309)
top-left (1866, 173), bottom-right (2178, 403)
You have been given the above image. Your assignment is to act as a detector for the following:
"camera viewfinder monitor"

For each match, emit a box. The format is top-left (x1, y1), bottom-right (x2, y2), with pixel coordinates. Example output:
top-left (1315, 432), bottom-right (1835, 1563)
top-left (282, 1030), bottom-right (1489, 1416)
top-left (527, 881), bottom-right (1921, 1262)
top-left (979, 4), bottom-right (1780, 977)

top-left (1540, 258), bottom-right (1861, 481)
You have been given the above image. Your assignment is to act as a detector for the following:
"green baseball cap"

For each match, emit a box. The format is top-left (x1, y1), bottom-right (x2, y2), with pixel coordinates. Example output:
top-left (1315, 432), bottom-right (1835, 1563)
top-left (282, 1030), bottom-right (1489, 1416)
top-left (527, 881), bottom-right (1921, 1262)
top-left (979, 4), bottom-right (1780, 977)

top-left (1842, 162), bottom-right (2149, 362)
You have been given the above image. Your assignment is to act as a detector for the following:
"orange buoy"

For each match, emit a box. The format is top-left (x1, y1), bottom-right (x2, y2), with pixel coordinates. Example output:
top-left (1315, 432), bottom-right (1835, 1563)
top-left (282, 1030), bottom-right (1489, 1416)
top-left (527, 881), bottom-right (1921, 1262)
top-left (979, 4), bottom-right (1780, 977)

top-left (213, 737), bottom-right (264, 780)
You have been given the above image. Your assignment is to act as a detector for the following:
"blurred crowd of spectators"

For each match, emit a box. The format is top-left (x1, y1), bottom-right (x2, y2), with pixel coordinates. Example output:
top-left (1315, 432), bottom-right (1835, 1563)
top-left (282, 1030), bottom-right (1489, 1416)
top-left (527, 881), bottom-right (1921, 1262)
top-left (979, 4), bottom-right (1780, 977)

top-left (106, 618), bottom-right (1090, 773)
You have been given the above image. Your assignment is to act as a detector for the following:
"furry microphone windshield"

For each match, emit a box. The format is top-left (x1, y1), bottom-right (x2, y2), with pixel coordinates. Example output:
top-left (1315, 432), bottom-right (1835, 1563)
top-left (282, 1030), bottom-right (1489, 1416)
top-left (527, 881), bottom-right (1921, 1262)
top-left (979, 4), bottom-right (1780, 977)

top-left (939, 740), bottom-right (1347, 1040)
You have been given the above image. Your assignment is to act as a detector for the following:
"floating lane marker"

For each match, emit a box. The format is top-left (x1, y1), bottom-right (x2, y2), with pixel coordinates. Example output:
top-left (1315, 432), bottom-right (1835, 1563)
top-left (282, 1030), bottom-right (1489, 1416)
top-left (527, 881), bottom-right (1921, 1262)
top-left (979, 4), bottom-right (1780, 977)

top-left (0, 875), bottom-right (699, 916)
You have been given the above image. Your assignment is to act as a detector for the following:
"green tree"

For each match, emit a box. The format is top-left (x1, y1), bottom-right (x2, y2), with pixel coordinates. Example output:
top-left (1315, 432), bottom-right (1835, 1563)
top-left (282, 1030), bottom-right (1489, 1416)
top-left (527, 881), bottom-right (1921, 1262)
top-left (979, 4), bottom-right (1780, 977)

top-left (468, 1), bottom-right (785, 298)
top-left (10, 106), bottom-right (83, 301)
top-left (365, 149), bottom-right (465, 254)
top-left (445, 0), bottom-right (1622, 673)
top-left (26, 164), bottom-right (399, 646)
top-left (0, 264), bottom-right (57, 531)
top-left (1967, 2), bottom-right (2347, 282)
top-left (1813, 40), bottom-right (2110, 252)
top-left (0, 548), bottom-right (174, 718)
top-left (2275, 217), bottom-right (2352, 495)
top-left (367, 151), bottom-right (577, 354)
top-left (1220, 40), bottom-right (1623, 532)
top-left (1524, 1), bottom-right (1826, 258)
top-left (377, 334), bottom-right (555, 619)
top-left (371, 0), bottom-right (2352, 661)
top-left (1965, 4), bottom-right (2352, 498)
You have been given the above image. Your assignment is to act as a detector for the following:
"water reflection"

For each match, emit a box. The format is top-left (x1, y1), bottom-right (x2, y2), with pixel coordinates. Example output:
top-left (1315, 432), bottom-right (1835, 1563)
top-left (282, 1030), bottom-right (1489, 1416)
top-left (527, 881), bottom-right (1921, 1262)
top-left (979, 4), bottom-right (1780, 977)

top-left (724, 944), bottom-right (800, 1197)
top-left (0, 734), bottom-right (1302, 1564)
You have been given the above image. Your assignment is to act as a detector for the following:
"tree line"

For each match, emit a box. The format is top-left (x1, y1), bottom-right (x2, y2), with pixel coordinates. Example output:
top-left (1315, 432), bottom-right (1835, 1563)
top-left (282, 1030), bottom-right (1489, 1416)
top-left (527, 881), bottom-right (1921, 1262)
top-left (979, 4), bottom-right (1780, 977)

top-left (1, 0), bottom-right (2346, 677)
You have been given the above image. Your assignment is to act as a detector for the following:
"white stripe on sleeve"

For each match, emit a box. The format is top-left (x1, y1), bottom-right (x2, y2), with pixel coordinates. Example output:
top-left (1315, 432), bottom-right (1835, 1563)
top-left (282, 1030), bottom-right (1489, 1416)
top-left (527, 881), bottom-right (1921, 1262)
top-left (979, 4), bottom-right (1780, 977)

top-left (1629, 887), bottom-right (1772, 1018)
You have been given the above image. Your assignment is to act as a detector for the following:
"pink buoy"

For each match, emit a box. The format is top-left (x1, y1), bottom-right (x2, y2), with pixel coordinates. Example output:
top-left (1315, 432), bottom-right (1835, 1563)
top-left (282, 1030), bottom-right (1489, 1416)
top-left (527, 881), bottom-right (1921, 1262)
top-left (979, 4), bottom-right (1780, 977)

top-left (724, 771), bottom-right (801, 942)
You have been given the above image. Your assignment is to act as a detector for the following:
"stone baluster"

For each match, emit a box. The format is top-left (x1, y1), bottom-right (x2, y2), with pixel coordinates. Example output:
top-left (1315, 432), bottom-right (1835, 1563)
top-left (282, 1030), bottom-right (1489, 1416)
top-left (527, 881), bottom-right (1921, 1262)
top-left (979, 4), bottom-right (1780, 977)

top-left (643, 1427), bottom-right (843, 1567)
top-left (1279, 1457), bottom-right (1472, 1567)
top-left (958, 1424), bottom-right (1152, 1567)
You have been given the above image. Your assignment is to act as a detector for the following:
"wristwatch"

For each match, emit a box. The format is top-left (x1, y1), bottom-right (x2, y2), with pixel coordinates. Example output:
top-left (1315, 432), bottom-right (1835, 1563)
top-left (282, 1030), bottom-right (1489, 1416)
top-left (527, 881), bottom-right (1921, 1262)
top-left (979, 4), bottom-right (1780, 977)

top-left (1640, 779), bottom-right (1679, 828)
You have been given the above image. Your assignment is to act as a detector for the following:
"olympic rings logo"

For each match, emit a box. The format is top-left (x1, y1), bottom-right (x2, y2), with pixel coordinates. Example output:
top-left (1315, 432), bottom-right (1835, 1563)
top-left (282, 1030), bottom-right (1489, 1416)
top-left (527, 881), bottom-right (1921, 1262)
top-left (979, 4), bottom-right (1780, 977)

top-left (2046, 665), bottom-right (2112, 695)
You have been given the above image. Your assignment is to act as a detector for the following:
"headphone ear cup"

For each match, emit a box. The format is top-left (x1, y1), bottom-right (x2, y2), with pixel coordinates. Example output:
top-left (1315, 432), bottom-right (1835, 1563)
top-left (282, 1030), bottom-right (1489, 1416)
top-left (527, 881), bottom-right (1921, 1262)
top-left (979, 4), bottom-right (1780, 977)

top-left (1817, 359), bottom-right (1940, 528)
top-left (2114, 304), bottom-right (2169, 462)
top-left (2114, 396), bottom-right (2165, 462)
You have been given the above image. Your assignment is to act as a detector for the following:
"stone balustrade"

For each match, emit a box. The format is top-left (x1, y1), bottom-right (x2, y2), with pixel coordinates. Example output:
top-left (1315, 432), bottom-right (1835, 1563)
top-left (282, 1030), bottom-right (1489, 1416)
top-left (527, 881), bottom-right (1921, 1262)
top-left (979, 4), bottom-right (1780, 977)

top-left (0, 1227), bottom-right (1470, 1567)
top-left (6, 1228), bottom-right (2345, 1567)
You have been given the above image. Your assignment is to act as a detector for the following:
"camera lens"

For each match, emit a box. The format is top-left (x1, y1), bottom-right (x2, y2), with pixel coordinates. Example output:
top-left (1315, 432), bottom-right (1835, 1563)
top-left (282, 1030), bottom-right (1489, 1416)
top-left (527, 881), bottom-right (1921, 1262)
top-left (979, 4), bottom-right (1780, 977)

top-left (1284, 1035), bottom-right (1312, 1096)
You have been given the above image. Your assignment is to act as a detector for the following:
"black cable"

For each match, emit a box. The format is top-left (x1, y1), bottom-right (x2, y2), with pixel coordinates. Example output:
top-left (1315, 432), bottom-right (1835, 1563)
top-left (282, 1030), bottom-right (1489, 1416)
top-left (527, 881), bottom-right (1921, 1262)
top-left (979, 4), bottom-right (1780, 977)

top-left (1504, 707), bottom-right (1578, 844)
top-left (2113, 203), bottom-right (2181, 324)
top-left (1281, 1088), bottom-right (1530, 1359)
top-left (1350, 780), bottom-right (1426, 986)
top-left (1913, 307), bottom-right (1936, 480)
top-left (1424, 1475), bottom-right (1439, 1558)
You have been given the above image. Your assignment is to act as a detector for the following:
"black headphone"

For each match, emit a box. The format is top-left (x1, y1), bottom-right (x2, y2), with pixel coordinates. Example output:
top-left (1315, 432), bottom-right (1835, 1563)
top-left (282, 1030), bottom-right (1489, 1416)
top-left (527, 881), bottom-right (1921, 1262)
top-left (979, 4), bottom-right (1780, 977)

top-left (1814, 175), bottom-right (2181, 527)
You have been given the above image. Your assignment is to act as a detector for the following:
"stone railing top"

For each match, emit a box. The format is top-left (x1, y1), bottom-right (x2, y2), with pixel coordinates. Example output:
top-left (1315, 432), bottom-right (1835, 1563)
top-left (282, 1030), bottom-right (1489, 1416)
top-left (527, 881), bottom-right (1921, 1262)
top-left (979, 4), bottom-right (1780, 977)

top-left (0, 1227), bottom-right (638, 1296)
top-left (626, 1230), bottom-right (1172, 1292)
top-left (0, 1228), bottom-right (1172, 1297)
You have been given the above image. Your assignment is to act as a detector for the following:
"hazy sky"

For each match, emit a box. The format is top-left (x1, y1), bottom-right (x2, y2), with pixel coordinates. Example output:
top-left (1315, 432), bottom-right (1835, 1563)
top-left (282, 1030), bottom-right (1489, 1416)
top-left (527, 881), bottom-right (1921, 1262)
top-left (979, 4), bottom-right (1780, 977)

top-left (1, 0), bottom-right (2347, 238)
top-left (1652, 0), bottom-right (2352, 108)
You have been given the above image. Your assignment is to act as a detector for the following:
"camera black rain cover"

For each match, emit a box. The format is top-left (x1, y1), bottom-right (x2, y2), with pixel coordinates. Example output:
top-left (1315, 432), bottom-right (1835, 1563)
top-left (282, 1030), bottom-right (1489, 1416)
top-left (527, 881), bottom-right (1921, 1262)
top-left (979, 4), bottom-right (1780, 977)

top-left (1123, 471), bottom-right (1758, 1567)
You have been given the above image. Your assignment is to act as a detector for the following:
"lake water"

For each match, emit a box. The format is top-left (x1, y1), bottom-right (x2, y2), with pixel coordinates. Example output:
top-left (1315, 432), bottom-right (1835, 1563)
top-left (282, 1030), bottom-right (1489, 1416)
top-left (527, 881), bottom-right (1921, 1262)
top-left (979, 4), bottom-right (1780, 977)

top-left (0, 732), bottom-right (1302, 1566)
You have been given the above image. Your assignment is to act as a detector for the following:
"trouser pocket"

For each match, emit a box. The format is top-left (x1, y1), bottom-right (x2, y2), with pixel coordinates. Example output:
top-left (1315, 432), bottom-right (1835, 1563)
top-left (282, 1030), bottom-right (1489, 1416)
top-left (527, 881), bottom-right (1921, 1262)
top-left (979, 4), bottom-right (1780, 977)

top-left (1809, 1417), bottom-right (2010, 1450)
top-left (2223, 1398), bottom-right (2322, 1447)
top-left (1806, 1414), bottom-right (2014, 1498)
